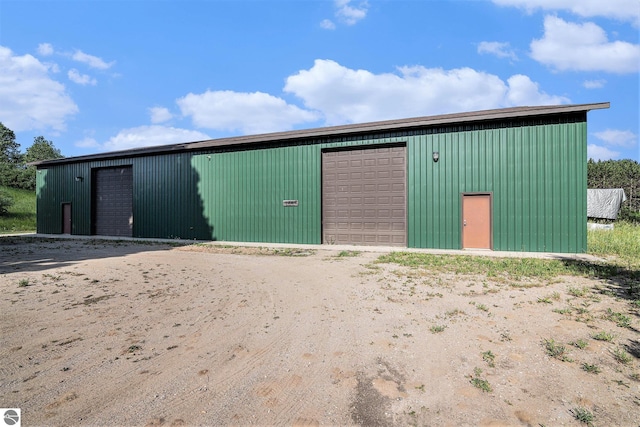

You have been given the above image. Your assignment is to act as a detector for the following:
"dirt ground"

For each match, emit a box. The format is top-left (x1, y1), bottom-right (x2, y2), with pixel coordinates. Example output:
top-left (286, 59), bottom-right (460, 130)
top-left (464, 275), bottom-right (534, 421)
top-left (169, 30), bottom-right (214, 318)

top-left (0, 237), bottom-right (638, 427)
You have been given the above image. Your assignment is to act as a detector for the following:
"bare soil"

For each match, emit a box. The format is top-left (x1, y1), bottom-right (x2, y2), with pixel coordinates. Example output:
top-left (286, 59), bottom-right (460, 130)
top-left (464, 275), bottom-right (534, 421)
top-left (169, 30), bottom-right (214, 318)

top-left (1, 238), bottom-right (638, 426)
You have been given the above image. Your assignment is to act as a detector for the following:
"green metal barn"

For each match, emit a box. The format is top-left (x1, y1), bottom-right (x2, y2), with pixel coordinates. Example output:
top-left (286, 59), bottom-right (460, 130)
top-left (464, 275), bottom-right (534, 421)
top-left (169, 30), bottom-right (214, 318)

top-left (34, 102), bottom-right (609, 253)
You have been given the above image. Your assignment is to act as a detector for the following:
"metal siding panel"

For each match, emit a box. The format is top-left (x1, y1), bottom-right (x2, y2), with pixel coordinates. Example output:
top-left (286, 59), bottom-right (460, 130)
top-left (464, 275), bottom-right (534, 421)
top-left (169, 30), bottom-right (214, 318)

top-left (36, 119), bottom-right (587, 252)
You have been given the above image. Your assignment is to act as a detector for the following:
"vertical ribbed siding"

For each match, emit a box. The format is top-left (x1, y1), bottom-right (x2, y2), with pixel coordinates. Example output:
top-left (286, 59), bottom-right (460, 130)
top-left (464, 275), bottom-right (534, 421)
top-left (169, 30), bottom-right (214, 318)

top-left (36, 119), bottom-right (587, 252)
top-left (192, 145), bottom-right (322, 243)
top-left (407, 122), bottom-right (587, 252)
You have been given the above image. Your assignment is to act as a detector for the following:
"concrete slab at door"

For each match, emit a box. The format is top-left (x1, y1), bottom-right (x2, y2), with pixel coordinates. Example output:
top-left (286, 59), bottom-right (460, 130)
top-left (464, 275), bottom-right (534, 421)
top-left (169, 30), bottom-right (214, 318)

top-left (62, 203), bottom-right (72, 234)
top-left (462, 194), bottom-right (492, 249)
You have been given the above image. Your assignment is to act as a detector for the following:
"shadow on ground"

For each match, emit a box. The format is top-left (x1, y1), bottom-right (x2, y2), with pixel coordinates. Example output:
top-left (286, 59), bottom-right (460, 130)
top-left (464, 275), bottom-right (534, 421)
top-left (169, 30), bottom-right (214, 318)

top-left (0, 236), bottom-right (190, 274)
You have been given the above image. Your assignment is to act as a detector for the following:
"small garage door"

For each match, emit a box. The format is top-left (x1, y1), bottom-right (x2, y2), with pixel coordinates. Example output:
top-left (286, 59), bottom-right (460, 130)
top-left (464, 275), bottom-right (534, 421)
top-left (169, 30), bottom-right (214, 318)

top-left (322, 145), bottom-right (406, 246)
top-left (93, 166), bottom-right (133, 237)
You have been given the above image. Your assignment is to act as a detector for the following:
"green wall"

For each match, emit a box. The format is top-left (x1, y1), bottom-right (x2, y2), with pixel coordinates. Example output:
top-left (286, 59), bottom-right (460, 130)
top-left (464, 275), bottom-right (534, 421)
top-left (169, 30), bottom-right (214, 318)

top-left (36, 117), bottom-right (588, 252)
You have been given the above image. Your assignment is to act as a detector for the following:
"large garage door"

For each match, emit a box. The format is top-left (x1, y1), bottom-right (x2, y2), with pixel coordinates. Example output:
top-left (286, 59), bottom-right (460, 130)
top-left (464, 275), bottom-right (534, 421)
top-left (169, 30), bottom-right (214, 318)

top-left (93, 167), bottom-right (133, 237)
top-left (322, 145), bottom-right (406, 246)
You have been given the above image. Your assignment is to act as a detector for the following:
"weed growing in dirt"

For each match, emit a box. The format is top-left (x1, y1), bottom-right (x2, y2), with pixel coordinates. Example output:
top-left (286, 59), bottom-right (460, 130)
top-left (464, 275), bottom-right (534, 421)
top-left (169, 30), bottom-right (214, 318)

top-left (592, 331), bottom-right (615, 342)
top-left (568, 286), bottom-right (591, 297)
top-left (537, 292), bottom-right (560, 304)
top-left (604, 308), bottom-right (632, 328)
top-left (430, 325), bottom-right (446, 334)
top-left (336, 250), bottom-right (361, 258)
top-left (543, 338), bottom-right (573, 362)
top-left (470, 301), bottom-right (489, 312)
top-left (612, 347), bottom-right (632, 364)
top-left (469, 367), bottom-right (492, 392)
top-left (482, 350), bottom-right (495, 367)
top-left (571, 407), bottom-right (595, 426)
top-left (445, 308), bottom-right (465, 317)
top-left (553, 307), bottom-right (573, 315)
top-left (571, 339), bottom-right (589, 350)
top-left (18, 279), bottom-right (29, 287)
top-left (581, 363), bottom-right (601, 374)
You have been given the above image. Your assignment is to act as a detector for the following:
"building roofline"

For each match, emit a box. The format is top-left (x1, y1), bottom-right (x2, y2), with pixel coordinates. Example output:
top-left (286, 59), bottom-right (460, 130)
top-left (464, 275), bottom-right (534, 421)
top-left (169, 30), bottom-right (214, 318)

top-left (34, 102), bottom-right (609, 167)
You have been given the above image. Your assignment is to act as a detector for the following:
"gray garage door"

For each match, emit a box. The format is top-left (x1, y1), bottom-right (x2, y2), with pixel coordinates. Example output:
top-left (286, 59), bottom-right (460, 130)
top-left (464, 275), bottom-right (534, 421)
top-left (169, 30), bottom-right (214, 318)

top-left (93, 166), bottom-right (133, 237)
top-left (322, 145), bottom-right (406, 246)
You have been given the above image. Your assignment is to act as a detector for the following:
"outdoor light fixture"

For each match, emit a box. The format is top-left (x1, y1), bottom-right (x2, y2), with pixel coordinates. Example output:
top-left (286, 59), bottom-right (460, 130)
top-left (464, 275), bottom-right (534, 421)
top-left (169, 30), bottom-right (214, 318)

top-left (432, 151), bottom-right (440, 162)
top-left (75, 176), bottom-right (83, 182)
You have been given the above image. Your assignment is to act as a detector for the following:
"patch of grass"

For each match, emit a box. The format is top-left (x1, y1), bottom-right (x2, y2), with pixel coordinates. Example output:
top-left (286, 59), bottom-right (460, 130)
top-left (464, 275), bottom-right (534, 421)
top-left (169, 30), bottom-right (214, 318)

top-left (470, 301), bottom-right (489, 312)
top-left (0, 186), bottom-right (36, 233)
top-left (581, 363), bottom-right (601, 374)
top-left (482, 350), bottom-right (495, 367)
top-left (445, 308), bottom-right (465, 317)
top-left (604, 308), bottom-right (632, 328)
top-left (469, 367), bottom-right (492, 393)
top-left (336, 250), bottom-right (361, 258)
top-left (376, 247), bottom-right (639, 285)
top-left (612, 347), bottom-right (632, 364)
top-left (571, 407), bottom-right (595, 426)
top-left (571, 339), bottom-right (589, 350)
top-left (553, 307), bottom-right (573, 315)
top-left (430, 325), bottom-right (446, 334)
top-left (18, 278), bottom-right (30, 287)
top-left (568, 286), bottom-right (590, 297)
top-left (543, 338), bottom-right (573, 362)
top-left (592, 331), bottom-right (615, 342)
top-left (588, 221), bottom-right (640, 267)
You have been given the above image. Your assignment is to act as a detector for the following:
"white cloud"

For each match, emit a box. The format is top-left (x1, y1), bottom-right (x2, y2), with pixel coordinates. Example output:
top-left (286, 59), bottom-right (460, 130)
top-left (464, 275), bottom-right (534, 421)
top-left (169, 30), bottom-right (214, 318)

top-left (75, 137), bottom-right (100, 148)
top-left (593, 129), bottom-right (637, 148)
top-left (72, 50), bottom-right (115, 70)
top-left (149, 107), bottom-right (173, 124)
top-left (177, 90), bottom-right (320, 134)
top-left (102, 126), bottom-right (210, 152)
top-left (37, 43), bottom-right (54, 56)
top-left (530, 16), bottom-right (640, 73)
top-left (68, 68), bottom-right (97, 86)
top-left (478, 41), bottom-right (518, 60)
top-left (505, 74), bottom-right (569, 105)
top-left (320, 19), bottom-right (336, 30)
top-left (583, 79), bottom-right (606, 89)
top-left (492, 0), bottom-right (640, 25)
top-left (335, 0), bottom-right (369, 25)
top-left (283, 59), bottom-right (568, 125)
top-left (0, 45), bottom-right (78, 132)
top-left (587, 144), bottom-right (620, 161)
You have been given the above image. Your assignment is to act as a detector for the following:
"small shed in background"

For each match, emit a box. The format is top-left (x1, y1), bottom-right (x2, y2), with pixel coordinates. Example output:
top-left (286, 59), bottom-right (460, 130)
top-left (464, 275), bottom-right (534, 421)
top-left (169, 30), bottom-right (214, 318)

top-left (34, 102), bottom-right (609, 253)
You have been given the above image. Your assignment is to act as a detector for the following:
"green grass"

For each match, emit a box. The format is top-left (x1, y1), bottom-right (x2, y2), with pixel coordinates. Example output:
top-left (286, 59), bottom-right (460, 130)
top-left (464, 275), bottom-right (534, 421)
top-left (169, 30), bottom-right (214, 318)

top-left (0, 186), bottom-right (36, 233)
top-left (588, 221), bottom-right (640, 267)
top-left (469, 367), bottom-right (492, 392)
top-left (592, 331), bottom-right (615, 342)
top-left (571, 407), bottom-right (595, 426)
top-left (543, 338), bottom-right (573, 362)
top-left (429, 325), bottom-right (446, 334)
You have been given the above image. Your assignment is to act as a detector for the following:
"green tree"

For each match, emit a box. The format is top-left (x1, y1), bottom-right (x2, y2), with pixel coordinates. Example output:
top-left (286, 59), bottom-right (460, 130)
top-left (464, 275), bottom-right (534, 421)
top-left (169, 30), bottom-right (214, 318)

top-left (0, 122), bottom-right (21, 164)
top-left (24, 136), bottom-right (63, 163)
top-left (588, 159), bottom-right (640, 221)
top-left (0, 122), bottom-right (22, 188)
top-left (17, 136), bottom-right (65, 191)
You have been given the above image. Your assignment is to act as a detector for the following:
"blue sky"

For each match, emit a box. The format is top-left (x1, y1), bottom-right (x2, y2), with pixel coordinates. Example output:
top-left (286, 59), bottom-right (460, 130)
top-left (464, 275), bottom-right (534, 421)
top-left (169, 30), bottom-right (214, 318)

top-left (1, 0), bottom-right (638, 161)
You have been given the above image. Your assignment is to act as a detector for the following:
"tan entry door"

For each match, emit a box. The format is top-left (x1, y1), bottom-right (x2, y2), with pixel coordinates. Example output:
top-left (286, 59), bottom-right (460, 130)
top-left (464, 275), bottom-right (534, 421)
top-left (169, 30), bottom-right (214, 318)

top-left (462, 194), bottom-right (492, 249)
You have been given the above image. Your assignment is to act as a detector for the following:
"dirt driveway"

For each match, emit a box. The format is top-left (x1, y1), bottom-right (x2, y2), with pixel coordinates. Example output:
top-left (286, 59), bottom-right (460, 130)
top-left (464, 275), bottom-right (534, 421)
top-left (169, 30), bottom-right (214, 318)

top-left (1, 238), bottom-right (638, 426)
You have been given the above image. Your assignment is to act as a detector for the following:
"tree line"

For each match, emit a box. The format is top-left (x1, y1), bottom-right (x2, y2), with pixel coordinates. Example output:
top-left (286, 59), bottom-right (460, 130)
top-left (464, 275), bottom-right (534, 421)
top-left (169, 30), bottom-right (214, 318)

top-left (0, 122), bottom-right (64, 214)
top-left (587, 158), bottom-right (640, 222)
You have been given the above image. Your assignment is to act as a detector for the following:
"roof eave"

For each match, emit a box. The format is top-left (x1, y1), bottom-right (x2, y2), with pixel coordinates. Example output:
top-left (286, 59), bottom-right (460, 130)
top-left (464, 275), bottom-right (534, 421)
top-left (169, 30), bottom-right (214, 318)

top-left (34, 102), bottom-right (609, 167)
